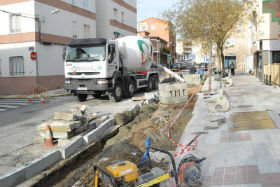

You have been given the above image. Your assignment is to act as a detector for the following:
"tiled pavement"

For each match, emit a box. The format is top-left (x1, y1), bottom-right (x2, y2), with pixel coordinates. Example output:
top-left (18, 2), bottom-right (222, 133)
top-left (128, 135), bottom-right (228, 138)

top-left (176, 75), bottom-right (280, 187)
top-left (202, 165), bottom-right (280, 186)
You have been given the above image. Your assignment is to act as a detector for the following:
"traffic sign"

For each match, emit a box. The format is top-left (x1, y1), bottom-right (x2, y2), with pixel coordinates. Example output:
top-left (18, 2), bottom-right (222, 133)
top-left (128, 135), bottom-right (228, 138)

top-left (30, 52), bottom-right (37, 60)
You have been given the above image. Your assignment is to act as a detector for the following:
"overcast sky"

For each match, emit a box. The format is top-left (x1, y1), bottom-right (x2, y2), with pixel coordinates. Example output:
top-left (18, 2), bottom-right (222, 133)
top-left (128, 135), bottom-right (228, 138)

top-left (137, 0), bottom-right (180, 22)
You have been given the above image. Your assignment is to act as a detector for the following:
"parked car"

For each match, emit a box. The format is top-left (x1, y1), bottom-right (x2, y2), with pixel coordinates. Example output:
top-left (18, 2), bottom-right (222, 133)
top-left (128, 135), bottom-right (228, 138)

top-left (177, 62), bottom-right (186, 69)
top-left (172, 63), bottom-right (180, 69)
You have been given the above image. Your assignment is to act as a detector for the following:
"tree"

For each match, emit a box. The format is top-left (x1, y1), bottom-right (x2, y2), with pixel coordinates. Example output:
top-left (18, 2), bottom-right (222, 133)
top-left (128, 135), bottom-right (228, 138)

top-left (164, 0), bottom-right (251, 74)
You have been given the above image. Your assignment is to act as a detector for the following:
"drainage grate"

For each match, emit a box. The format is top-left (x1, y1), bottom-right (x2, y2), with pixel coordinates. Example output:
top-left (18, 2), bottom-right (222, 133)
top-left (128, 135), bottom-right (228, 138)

top-left (230, 111), bottom-right (276, 131)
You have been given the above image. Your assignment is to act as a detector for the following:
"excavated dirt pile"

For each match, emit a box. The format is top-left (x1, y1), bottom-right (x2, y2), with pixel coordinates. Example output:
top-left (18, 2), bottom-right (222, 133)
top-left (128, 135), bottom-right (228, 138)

top-left (79, 85), bottom-right (198, 187)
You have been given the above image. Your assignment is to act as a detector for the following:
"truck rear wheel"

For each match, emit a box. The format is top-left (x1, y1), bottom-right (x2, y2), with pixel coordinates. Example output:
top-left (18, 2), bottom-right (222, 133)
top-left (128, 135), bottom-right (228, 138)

top-left (77, 94), bottom-right (87, 102)
top-left (109, 82), bottom-right (122, 102)
top-left (145, 76), bottom-right (153, 92)
top-left (152, 75), bottom-right (159, 90)
top-left (126, 79), bottom-right (136, 98)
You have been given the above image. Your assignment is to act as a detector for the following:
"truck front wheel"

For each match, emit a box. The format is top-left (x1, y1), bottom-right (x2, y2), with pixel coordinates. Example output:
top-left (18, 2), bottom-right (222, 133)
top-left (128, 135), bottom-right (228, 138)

top-left (109, 82), bottom-right (122, 102)
top-left (77, 94), bottom-right (88, 102)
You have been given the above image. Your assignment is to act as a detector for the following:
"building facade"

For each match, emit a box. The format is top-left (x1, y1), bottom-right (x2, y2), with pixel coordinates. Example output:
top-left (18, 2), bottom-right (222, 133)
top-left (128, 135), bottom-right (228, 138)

top-left (0, 0), bottom-right (97, 95)
top-left (137, 17), bottom-right (176, 63)
top-left (252, 0), bottom-right (280, 80)
top-left (96, 0), bottom-right (137, 39)
top-left (222, 19), bottom-right (253, 73)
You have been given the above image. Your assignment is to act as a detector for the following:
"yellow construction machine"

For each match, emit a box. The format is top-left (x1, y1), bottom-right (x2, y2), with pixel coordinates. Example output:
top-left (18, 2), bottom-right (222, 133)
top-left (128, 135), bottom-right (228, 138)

top-left (93, 136), bottom-right (206, 187)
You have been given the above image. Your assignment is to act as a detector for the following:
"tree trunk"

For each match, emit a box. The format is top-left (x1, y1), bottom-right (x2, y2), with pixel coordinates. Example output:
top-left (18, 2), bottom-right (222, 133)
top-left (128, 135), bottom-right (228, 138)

top-left (220, 46), bottom-right (225, 76)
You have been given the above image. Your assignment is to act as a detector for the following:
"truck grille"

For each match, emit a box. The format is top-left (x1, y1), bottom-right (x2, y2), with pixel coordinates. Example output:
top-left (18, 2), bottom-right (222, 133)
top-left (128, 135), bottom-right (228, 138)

top-left (68, 72), bottom-right (100, 76)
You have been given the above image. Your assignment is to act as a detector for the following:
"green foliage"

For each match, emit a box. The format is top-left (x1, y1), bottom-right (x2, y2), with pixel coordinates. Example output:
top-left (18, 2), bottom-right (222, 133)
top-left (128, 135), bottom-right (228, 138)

top-left (163, 0), bottom-right (251, 72)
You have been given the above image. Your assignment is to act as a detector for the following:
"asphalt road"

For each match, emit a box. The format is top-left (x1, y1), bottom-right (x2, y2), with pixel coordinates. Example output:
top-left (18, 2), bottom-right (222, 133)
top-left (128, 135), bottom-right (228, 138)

top-left (0, 96), bottom-right (76, 127)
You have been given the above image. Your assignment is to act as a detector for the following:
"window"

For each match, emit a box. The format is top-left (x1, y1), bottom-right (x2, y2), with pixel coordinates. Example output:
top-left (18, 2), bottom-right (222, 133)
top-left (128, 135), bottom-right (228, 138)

top-left (272, 51), bottom-right (280, 63)
top-left (121, 12), bottom-right (124, 23)
top-left (66, 46), bottom-right (106, 62)
top-left (83, 24), bottom-right (90, 38)
top-left (83, 0), bottom-right (89, 10)
top-left (108, 44), bottom-right (116, 63)
top-left (9, 56), bottom-right (24, 76)
top-left (151, 24), bottom-right (156, 30)
top-left (137, 23), bottom-right (148, 32)
top-left (114, 8), bottom-right (118, 20)
top-left (72, 0), bottom-right (76, 5)
top-left (10, 14), bottom-right (21, 33)
top-left (72, 21), bottom-right (77, 38)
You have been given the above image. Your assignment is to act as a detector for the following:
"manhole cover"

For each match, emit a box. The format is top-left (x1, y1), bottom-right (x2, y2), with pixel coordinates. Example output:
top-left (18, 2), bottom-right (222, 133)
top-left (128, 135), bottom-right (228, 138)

top-left (230, 111), bottom-right (276, 131)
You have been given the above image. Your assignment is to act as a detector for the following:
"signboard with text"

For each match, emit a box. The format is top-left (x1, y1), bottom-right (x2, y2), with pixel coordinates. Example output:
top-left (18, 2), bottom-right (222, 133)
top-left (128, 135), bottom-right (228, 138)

top-left (263, 0), bottom-right (280, 22)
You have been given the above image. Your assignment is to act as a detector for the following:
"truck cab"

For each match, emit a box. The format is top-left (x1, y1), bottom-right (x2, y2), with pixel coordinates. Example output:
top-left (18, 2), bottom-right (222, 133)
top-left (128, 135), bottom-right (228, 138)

top-left (64, 37), bottom-right (159, 102)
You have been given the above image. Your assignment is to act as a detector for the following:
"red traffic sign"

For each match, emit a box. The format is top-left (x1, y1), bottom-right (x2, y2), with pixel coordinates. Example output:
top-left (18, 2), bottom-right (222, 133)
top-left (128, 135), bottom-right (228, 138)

top-left (30, 51), bottom-right (37, 60)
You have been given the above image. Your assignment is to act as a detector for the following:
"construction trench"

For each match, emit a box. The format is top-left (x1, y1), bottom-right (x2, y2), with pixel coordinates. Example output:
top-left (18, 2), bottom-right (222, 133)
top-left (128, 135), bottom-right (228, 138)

top-left (26, 83), bottom-right (200, 187)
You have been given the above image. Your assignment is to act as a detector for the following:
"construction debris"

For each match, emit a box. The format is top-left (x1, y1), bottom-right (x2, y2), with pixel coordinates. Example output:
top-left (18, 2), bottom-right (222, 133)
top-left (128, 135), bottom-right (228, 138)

top-left (207, 89), bottom-right (230, 113)
top-left (37, 110), bottom-right (104, 140)
top-left (223, 76), bottom-right (233, 87)
top-left (53, 112), bottom-right (79, 121)
top-left (132, 96), bottom-right (146, 101)
top-left (159, 82), bottom-right (188, 104)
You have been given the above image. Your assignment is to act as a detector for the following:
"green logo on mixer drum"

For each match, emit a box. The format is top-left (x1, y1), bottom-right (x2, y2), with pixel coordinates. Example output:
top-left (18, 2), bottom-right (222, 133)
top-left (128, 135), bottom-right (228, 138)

top-left (137, 40), bottom-right (150, 65)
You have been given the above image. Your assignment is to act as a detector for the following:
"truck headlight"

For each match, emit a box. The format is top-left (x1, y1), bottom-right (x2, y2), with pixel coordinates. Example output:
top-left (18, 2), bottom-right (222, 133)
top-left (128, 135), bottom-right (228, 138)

top-left (65, 80), bottom-right (71, 84)
top-left (97, 80), bottom-right (108, 84)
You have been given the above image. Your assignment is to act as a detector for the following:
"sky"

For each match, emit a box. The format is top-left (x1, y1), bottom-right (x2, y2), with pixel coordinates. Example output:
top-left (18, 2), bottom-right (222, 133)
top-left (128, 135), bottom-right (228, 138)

top-left (137, 0), bottom-right (180, 22)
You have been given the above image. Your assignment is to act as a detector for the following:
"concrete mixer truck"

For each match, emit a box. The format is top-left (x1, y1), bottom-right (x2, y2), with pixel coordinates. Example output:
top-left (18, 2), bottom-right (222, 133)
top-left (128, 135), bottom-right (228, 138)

top-left (64, 36), bottom-right (160, 102)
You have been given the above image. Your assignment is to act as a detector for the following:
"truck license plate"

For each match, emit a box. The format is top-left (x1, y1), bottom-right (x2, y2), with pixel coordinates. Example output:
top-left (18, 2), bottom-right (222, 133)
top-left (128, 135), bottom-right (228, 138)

top-left (77, 87), bottom-right (88, 91)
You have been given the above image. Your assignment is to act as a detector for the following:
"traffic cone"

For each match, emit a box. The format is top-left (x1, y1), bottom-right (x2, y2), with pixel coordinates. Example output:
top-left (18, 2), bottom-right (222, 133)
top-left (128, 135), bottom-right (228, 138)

top-left (40, 97), bottom-right (45, 104)
top-left (28, 97), bottom-right (32, 102)
top-left (44, 125), bottom-right (54, 148)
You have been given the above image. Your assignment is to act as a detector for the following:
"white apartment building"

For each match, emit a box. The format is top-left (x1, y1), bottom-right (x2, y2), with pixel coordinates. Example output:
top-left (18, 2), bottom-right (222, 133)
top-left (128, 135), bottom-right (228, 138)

top-left (96, 0), bottom-right (137, 39)
top-left (0, 0), bottom-right (96, 95)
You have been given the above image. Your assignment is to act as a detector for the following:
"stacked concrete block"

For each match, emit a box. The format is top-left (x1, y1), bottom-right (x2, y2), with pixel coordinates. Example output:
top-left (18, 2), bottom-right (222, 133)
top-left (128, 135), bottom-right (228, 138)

top-left (159, 82), bottom-right (188, 104)
top-left (183, 74), bottom-right (200, 85)
top-left (37, 121), bottom-right (81, 139)
top-left (37, 112), bottom-right (98, 139)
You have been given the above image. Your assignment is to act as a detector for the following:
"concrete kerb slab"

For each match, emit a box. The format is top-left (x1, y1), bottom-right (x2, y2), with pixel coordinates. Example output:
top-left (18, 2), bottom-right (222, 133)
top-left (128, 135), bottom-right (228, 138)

top-left (0, 166), bottom-right (25, 187)
top-left (83, 118), bottom-right (116, 145)
top-left (0, 150), bottom-right (61, 187)
top-left (60, 136), bottom-right (83, 159)
top-left (24, 150), bottom-right (61, 179)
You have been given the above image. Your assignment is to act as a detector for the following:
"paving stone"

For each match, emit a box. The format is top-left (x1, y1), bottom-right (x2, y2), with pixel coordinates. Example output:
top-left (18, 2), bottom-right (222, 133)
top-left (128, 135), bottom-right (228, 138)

top-left (37, 120), bottom-right (81, 133)
top-left (53, 112), bottom-right (79, 121)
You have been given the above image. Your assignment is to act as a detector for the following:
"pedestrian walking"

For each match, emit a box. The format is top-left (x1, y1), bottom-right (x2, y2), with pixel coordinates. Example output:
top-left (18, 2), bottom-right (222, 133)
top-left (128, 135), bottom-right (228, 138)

top-left (198, 66), bottom-right (204, 81)
top-left (230, 62), bottom-right (235, 75)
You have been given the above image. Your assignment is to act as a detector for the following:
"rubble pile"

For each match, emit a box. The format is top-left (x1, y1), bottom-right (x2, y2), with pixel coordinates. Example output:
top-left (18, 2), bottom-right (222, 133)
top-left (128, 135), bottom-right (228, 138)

top-left (78, 85), bottom-right (198, 187)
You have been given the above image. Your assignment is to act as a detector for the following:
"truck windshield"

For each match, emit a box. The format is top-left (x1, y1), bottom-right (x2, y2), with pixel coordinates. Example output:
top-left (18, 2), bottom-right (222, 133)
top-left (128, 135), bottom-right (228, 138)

top-left (66, 45), bottom-right (106, 62)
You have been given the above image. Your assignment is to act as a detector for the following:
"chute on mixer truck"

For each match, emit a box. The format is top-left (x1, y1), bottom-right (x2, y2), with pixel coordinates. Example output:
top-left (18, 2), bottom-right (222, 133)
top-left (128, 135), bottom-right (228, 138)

top-left (64, 36), bottom-right (160, 102)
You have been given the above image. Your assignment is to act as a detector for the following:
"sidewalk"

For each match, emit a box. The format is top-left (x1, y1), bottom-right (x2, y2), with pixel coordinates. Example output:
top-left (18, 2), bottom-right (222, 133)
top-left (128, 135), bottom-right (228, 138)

top-left (176, 74), bottom-right (280, 187)
top-left (0, 89), bottom-right (71, 99)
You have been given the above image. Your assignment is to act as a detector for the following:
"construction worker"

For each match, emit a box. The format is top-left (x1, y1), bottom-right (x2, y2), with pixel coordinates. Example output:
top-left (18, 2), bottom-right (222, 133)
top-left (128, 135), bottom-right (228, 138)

top-left (230, 62), bottom-right (235, 75)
